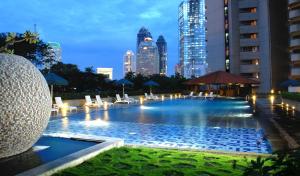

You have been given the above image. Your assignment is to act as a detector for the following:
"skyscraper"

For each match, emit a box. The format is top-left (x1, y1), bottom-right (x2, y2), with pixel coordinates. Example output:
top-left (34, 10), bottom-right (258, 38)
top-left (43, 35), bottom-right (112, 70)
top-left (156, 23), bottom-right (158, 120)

top-left (178, 0), bottom-right (207, 78)
top-left (123, 50), bottom-right (135, 77)
top-left (137, 27), bottom-right (152, 51)
top-left (44, 42), bottom-right (62, 69)
top-left (289, 0), bottom-right (300, 80)
top-left (136, 37), bottom-right (159, 76)
top-left (156, 35), bottom-right (168, 75)
top-left (206, 0), bottom-right (289, 93)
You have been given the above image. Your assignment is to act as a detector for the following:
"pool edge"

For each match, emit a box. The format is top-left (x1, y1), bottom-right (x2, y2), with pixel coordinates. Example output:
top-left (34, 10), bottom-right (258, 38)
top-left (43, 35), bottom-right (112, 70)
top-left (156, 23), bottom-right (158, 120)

top-left (16, 135), bottom-right (124, 176)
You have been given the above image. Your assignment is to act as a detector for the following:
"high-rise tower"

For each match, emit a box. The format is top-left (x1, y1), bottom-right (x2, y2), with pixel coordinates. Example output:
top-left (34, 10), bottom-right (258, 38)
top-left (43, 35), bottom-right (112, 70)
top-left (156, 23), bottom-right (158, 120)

top-left (137, 27), bottom-right (152, 51)
top-left (156, 35), bottom-right (168, 75)
top-left (178, 0), bottom-right (207, 78)
top-left (136, 37), bottom-right (159, 76)
top-left (123, 50), bottom-right (135, 77)
top-left (289, 0), bottom-right (300, 80)
top-left (205, 0), bottom-right (289, 93)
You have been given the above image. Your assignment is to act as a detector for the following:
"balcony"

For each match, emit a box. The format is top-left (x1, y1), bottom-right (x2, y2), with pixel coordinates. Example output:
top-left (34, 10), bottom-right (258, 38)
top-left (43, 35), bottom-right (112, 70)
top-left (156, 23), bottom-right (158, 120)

top-left (289, 9), bottom-right (300, 19)
top-left (291, 67), bottom-right (300, 76)
top-left (291, 53), bottom-right (300, 62)
top-left (240, 25), bottom-right (258, 34)
top-left (290, 24), bottom-right (300, 33)
top-left (239, 0), bottom-right (258, 8)
top-left (289, 0), bottom-right (300, 5)
top-left (290, 39), bottom-right (300, 47)
top-left (240, 38), bottom-right (259, 47)
top-left (240, 64), bottom-right (259, 73)
top-left (239, 13), bottom-right (258, 21)
top-left (240, 51), bottom-right (260, 60)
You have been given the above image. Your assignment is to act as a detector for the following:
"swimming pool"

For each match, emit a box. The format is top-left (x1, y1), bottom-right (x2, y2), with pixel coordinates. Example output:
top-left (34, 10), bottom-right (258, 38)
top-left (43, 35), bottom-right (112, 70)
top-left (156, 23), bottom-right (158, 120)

top-left (44, 98), bottom-right (272, 153)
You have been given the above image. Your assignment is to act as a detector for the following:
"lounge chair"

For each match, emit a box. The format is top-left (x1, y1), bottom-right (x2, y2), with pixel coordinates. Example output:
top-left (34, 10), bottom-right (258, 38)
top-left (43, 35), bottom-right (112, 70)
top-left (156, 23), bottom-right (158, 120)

top-left (150, 93), bottom-right (159, 100)
top-left (193, 92), bottom-right (203, 98)
top-left (145, 93), bottom-right (152, 100)
top-left (145, 93), bottom-right (156, 100)
top-left (51, 106), bottom-right (59, 114)
top-left (95, 95), bottom-right (113, 107)
top-left (188, 91), bottom-right (194, 97)
top-left (54, 97), bottom-right (77, 111)
top-left (124, 94), bottom-right (138, 103)
top-left (85, 95), bottom-right (98, 107)
top-left (205, 92), bottom-right (215, 99)
top-left (115, 94), bottom-right (130, 104)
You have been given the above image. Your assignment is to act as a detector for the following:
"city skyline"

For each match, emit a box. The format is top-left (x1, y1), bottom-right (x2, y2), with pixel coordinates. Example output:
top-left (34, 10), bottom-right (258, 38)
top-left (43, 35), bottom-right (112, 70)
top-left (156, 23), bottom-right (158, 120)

top-left (0, 0), bottom-right (183, 79)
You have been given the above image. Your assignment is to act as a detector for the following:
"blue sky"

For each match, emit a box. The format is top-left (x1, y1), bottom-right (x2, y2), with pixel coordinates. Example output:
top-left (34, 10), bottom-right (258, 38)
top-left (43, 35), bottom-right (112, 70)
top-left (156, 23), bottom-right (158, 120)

top-left (0, 0), bottom-right (183, 79)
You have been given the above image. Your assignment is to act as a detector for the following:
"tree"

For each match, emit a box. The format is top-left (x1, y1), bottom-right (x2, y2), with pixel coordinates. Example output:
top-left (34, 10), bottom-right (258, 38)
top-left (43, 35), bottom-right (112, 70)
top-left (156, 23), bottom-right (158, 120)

top-left (0, 31), bottom-right (53, 66)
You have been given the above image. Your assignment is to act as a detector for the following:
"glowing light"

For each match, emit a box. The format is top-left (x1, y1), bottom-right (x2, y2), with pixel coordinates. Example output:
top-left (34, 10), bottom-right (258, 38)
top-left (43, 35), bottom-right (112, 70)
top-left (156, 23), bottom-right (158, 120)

top-left (170, 95), bottom-right (173, 99)
top-left (80, 119), bottom-right (109, 127)
top-left (129, 132), bottom-right (136, 135)
top-left (85, 113), bottom-right (91, 122)
top-left (103, 101), bottom-right (108, 111)
top-left (139, 97), bottom-right (144, 105)
top-left (161, 95), bottom-right (165, 101)
top-left (269, 95), bottom-right (275, 105)
top-left (252, 95), bottom-right (256, 104)
top-left (62, 117), bottom-right (69, 129)
top-left (292, 106), bottom-right (296, 111)
top-left (61, 108), bottom-right (68, 117)
top-left (140, 105), bottom-right (154, 110)
top-left (270, 89), bottom-right (274, 94)
top-left (85, 106), bottom-right (90, 114)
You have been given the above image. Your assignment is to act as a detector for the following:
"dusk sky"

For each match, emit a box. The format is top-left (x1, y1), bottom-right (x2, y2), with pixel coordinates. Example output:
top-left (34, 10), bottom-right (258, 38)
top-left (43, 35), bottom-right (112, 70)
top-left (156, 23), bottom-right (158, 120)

top-left (0, 0), bottom-right (183, 79)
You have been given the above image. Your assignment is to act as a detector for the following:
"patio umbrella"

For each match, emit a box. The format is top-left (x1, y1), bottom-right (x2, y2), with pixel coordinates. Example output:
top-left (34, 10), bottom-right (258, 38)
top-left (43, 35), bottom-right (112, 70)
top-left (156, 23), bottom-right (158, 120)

top-left (44, 73), bottom-right (68, 103)
top-left (280, 79), bottom-right (300, 88)
top-left (144, 80), bottom-right (159, 93)
top-left (116, 79), bottom-right (133, 97)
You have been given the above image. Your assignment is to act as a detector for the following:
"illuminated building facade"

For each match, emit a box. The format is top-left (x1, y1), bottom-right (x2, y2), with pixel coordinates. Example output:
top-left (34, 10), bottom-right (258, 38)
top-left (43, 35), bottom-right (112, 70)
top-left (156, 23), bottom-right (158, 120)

top-left (178, 0), bottom-right (207, 78)
top-left (123, 50), bottom-right (135, 77)
top-left (136, 37), bottom-right (159, 76)
top-left (156, 35), bottom-right (168, 75)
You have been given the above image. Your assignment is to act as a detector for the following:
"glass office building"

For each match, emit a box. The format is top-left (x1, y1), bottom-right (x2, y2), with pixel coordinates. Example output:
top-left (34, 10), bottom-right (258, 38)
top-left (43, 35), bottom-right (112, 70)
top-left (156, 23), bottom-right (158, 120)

top-left (123, 50), bottom-right (135, 77)
top-left (178, 0), bottom-right (207, 78)
top-left (156, 35), bottom-right (168, 75)
top-left (136, 38), bottom-right (159, 76)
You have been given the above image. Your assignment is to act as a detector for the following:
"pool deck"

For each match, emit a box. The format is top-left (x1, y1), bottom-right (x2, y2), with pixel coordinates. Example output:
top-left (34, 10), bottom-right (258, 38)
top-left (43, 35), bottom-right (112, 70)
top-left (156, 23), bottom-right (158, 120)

top-left (255, 98), bottom-right (300, 151)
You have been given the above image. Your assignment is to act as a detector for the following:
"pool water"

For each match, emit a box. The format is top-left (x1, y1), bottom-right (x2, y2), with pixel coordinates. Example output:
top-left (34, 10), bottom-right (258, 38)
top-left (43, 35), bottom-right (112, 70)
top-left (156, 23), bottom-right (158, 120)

top-left (44, 98), bottom-right (272, 153)
top-left (0, 136), bottom-right (97, 176)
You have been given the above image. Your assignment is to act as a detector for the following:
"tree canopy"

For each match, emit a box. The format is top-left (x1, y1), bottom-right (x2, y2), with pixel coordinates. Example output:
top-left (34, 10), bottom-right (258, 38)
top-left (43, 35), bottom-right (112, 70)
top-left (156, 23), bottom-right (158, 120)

top-left (0, 31), bottom-right (54, 66)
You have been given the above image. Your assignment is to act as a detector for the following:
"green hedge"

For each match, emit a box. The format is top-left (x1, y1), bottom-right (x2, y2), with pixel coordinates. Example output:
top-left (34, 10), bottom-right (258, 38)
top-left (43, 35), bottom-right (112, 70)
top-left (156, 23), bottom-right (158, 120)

top-left (281, 92), bottom-right (300, 102)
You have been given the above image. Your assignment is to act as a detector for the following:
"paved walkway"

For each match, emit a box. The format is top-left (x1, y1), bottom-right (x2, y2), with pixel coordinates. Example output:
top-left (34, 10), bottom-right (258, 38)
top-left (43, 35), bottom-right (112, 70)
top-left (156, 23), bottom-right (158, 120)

top-left (256, 98), bottom-right (300, 151)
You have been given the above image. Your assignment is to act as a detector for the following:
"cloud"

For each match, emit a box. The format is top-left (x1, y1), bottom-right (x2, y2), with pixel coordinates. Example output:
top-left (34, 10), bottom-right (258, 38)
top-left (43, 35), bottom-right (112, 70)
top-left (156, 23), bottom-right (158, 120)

top-left (139, 9), bottom-right (162, 19)
top-left (0, 0), bottom-right (184, 78)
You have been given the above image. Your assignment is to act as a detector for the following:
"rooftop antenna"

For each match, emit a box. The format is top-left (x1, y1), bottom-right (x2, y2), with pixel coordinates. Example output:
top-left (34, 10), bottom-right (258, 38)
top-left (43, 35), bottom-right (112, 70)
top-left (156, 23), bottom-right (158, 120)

top-left (34, 24), bottom-right (37, 34)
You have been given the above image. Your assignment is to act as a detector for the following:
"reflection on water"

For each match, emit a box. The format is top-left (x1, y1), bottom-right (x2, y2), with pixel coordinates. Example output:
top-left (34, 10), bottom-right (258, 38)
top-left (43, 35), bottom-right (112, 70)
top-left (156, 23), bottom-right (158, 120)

top-left (79, 119), bottom-right (109, 127)
top-left (45, 99), bottom-right (272, 153)
top-left (62, 117), bottom-right (69, 130)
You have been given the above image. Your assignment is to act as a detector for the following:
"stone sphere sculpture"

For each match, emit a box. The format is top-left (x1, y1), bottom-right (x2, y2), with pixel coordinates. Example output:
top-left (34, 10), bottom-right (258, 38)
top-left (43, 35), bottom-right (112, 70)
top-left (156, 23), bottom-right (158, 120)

top-left (0, 54), bottom-right (52, 158)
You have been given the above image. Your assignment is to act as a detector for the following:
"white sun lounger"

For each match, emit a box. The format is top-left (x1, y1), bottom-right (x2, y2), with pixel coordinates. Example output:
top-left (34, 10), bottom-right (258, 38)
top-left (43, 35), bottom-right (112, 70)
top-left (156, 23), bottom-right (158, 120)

top-left (193, 92), bottom-right (204, 98)
top-left (115, 94), bottom-right (130, 104)
top-left (124, 94), bottom-right (138, 103)
top-left (95, 95), bottom-right (113, 107)
top-left (54, 97), bottom-right (77, 111)
top-left (150, 93), bottom-right (159, 100)
top-left (85, 95), bottom-right (98, 107)
top-left (205, 92), bottom-right (215, 99)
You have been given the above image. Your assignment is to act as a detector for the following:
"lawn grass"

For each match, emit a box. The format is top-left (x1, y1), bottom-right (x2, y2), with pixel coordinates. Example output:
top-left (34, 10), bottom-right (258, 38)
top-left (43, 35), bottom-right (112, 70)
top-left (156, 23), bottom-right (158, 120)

top-left (54, 146), bottom-right (260, 176)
